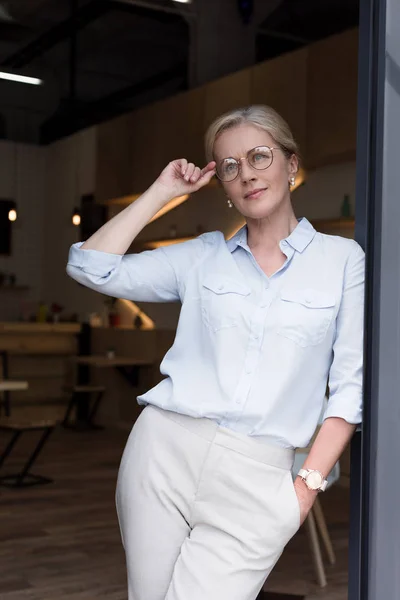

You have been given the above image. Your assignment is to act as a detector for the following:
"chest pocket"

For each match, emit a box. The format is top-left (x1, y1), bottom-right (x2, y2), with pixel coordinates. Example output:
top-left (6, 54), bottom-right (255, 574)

top-left (277, 288), bottom-right (336, 347)
top-left (201, 274), bottom-right (251, 332)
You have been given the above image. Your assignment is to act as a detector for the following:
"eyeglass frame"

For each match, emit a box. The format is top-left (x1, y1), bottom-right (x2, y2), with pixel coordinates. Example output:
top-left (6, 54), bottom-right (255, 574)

top-left (215, 145), bottom-right (285, 183)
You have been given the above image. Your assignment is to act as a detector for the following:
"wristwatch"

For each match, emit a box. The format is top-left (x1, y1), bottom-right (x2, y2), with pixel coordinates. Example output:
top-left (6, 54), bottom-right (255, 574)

top-left (298, 468), bottom-right (328, 492)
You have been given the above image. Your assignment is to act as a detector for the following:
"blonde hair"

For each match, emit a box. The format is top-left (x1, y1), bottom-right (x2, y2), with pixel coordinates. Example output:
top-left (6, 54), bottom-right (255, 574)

top-left (204, 105), bottom-right (300, 164)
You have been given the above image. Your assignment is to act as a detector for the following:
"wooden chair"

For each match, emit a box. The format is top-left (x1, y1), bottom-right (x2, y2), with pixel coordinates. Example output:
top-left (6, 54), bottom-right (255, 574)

top-left (0, 350), bottom-right (29, 416)
top-left (0, 380), bottom-right (29, 416)
top-left (0, 418), bottom-right (57, 487)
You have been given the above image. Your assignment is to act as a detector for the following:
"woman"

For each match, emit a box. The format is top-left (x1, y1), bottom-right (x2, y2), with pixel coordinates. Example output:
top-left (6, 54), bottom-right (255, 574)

top-left (67, 105), bottom-right (364, 600)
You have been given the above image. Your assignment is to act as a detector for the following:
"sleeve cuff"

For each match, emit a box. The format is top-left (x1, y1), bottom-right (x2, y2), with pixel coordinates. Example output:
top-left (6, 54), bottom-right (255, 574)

top-left (68, 242), bottom-right (123, 278)
top-left (322, 397), bottom-right (363, 426)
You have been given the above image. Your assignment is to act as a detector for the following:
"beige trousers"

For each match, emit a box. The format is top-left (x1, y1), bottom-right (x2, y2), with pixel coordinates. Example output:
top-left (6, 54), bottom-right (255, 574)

top-left (116, 405), bottom-right (300, 600)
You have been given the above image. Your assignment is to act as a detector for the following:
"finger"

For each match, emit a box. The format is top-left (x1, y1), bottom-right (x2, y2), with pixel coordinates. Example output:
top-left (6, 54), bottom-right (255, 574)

top-left (200, 167), bottom-right (216, 185)
top-left (193, 167), bottom-right (216, 190)
top-left (179, 158), bottom-right (188, 176)
top-left (200, 161), bottom-right (216, 177)
top-left (190, 166), bottom-right (201, 183)
top-left (184, 163), bottom-right (195, 181)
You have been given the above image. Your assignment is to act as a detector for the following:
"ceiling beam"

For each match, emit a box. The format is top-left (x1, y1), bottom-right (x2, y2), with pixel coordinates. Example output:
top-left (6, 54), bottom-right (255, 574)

top-left (1, 0), bottom-right (187, 69)
top-left (113, 0), bottom-right (194, 18)
top-left (2, 0), bottom-right (109, 68)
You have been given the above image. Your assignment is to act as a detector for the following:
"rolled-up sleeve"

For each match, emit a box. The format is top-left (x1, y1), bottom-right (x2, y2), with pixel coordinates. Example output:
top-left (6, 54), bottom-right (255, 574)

top-left (66, 236), bottom-right (207, 302)
top-left (323, 241), bottom-right (365, 424)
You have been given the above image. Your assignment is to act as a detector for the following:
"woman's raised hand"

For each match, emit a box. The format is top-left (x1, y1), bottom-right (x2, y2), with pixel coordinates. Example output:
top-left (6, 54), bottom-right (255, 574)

top-left (155, 159), bottom-right (216, 201)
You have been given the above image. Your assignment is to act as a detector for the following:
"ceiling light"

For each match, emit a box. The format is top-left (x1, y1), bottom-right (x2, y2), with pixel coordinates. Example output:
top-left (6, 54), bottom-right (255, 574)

top-left (72, 207), bottom-right (81, 226)
top-left (0, 71), bottom-right (42, 86)
top-left (172, 0), bottom-right (192, 3)
top-left (8, 208), bottom-right (17, 222)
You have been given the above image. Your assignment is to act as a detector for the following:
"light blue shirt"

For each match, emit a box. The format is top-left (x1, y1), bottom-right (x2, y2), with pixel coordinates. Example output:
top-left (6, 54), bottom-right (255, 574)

top-left (67, 217), bottom-right (364, 449)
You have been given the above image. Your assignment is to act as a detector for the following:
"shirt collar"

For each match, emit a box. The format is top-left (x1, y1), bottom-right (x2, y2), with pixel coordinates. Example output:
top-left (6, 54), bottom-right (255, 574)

top-left (226, 217), bottom-right (316, 254)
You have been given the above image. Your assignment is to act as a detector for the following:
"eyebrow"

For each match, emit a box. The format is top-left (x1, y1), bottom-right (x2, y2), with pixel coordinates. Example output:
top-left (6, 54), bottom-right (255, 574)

top-left (219, 146), bottom-right (268, 161)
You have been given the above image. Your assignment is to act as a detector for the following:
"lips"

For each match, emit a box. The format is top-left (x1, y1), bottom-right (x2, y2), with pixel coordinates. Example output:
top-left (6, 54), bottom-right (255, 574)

top-left (244, 187), bottom-right (267, 199)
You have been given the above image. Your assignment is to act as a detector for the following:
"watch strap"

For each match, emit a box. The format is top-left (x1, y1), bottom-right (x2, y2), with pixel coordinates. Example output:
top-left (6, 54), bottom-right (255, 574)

top-left (298, 468), bottom-right (328, 492)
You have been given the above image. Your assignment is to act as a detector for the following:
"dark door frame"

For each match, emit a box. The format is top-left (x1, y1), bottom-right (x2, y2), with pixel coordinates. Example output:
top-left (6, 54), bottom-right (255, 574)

top-left (350, 0), bottom-right (400, 598)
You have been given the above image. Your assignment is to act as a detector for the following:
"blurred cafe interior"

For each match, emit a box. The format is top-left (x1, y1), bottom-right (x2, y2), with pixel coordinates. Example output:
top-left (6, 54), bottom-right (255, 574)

top-left (0, 1), bottom-right (361, 599)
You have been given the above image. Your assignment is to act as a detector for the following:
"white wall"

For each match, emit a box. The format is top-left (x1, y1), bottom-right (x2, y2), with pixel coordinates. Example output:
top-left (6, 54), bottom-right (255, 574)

top-left (0, 141), bottom-right (46, 321)
top-left (43, 127), bottom-right (103, 321)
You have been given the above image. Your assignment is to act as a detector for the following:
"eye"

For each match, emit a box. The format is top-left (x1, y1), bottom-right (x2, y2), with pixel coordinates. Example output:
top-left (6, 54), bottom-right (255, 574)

top-left (249, 147), bottom-right (273, 168)
top-left (221, 160), bottom-right (237, 174)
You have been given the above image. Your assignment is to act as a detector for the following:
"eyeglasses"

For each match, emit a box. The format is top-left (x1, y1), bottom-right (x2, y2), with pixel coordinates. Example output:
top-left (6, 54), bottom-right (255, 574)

top-left (215, 146), bottom-right (283, 183)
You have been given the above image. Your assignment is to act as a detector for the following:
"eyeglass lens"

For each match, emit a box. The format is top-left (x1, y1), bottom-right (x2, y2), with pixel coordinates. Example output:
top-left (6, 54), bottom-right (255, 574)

top-left (217, 146), bottom-right (273, 182)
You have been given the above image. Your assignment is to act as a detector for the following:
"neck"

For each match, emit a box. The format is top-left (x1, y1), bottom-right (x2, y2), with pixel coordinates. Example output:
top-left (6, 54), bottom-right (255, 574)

top-left (246, 203), bottom-right (298, 252)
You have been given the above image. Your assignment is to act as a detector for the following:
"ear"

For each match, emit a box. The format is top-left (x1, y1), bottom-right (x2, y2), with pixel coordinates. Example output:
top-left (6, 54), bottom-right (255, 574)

top-left (289, 154), bottom-right (299, 176)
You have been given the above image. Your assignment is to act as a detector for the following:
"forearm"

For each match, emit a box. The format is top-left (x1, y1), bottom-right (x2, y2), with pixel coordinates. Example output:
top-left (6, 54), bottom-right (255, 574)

top-left (81, 181), bottom-right (172, 254)
top-left (294, 417), bottom-right (357, 502)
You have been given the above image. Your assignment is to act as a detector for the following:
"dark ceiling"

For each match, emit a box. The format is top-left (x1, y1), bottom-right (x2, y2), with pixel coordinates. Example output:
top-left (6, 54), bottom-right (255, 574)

top-left (0, 0), bottom-right (359, 144)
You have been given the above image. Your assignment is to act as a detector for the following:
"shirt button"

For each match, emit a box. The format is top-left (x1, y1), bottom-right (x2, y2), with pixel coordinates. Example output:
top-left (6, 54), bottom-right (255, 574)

top-left (305, 298), bottom-right (312, 304)
top-left (218, 284), bottom-right (224, 291)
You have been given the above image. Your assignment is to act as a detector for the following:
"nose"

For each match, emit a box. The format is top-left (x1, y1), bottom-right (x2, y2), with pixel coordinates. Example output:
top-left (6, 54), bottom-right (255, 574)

top-left (239, 159), bottom-right (257, 183)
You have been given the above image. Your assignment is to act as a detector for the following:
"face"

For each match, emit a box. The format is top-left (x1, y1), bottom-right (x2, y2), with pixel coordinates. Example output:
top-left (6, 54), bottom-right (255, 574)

top-left (213, 124), bottom-right (298, 220)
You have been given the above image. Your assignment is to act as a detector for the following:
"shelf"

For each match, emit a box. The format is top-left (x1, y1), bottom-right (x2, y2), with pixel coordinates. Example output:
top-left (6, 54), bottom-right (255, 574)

top-left (0, 322), bottom-right (81, 334)
top-left (311, 217), bottom-right (355, 232)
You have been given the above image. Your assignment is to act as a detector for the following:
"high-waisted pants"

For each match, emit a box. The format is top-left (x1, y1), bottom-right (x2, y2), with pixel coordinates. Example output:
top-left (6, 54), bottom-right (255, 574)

top-left (115, 405), bottom-right (300, 600)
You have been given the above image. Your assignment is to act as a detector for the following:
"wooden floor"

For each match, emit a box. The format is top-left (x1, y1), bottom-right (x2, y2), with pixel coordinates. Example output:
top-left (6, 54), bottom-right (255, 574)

top-left (0, 424), bottom-right (350, 599)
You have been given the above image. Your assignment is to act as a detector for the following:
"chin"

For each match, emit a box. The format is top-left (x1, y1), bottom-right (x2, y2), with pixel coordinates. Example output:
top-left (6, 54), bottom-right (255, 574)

top-left (237, 199), bottom-right (279, 220)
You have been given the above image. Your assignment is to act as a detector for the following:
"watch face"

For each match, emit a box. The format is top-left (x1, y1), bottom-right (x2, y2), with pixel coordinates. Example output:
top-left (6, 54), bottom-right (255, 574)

top-left (306, 471), bottom-right (323, 490)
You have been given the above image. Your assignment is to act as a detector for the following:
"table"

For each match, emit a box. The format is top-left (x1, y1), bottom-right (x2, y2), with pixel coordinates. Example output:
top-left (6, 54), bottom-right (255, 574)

top-left (0, 380), bottom-right (29, 416)
top-left (74, 355), bottom-right (153, 368)
top-left (69, 355), bottom-right (154, 428)
top-left (74, 354), bottom-right (153, 388)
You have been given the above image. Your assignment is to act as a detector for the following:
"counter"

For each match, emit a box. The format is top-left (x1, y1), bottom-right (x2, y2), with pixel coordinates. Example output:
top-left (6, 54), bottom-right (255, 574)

top-left (0, 322), bottom-right (81, 405)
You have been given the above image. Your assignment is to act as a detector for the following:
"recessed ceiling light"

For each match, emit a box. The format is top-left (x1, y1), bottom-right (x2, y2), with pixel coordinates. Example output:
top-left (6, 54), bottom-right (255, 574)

top-left (172, 0), bottom-right (192, 4)
top-left (0, 71), bottom-right (42, 85)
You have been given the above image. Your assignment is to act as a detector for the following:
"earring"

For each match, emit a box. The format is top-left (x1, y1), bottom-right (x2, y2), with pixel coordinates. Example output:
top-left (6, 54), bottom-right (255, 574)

top-left (289, 176), bottom-right (296, 187)
top-left (226, 198), bottom-right (233, 208)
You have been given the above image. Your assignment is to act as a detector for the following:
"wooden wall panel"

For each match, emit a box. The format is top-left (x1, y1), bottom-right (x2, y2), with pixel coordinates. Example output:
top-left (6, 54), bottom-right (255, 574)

top-left (153, 87), bottom-right (207, 167)
top-left (130, 104), bottom-right (161, 193)
top-left (306, 28), bottom-right (359, 168)
top-left (96, 113), bottom-right (134, 203)
top-left (130, 86), bottom-right (207, 193)
top-left (95, 28), bottom-right (359, 202)
top-left (251, 48), bottom-right (308, 158)
top-left (203, 69), bottom-right (252, 130)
